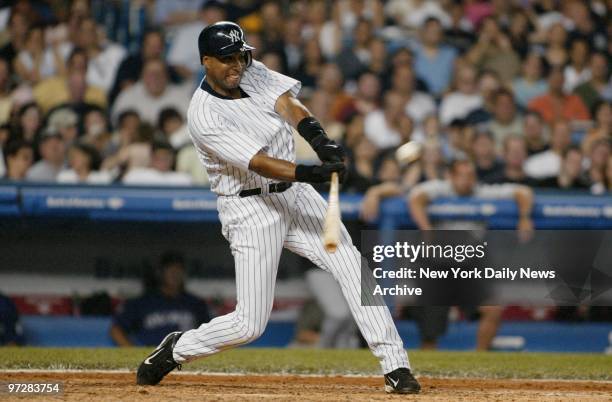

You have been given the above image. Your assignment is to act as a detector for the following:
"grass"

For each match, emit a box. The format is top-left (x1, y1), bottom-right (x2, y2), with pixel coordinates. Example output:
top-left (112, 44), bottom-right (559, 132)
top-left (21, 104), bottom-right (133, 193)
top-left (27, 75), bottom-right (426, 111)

top-left (1, 348), bottom-right (611, 380)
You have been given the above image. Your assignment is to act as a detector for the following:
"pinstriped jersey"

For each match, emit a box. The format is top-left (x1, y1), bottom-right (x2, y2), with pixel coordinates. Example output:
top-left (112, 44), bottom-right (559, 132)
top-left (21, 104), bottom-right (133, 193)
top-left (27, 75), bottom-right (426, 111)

top-left (186, 60), bottom-right (301, 196)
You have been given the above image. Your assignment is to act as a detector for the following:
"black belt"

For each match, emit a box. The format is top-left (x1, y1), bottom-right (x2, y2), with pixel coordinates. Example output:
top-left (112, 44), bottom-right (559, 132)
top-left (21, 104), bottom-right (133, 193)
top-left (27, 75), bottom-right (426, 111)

top-left (239, 182), bottom-right (292, 197)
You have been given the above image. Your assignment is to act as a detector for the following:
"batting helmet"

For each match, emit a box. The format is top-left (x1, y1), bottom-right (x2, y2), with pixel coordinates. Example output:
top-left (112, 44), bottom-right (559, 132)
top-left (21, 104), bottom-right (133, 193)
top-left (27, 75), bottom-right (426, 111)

top-left (198, 21), bottom-right (255, 66)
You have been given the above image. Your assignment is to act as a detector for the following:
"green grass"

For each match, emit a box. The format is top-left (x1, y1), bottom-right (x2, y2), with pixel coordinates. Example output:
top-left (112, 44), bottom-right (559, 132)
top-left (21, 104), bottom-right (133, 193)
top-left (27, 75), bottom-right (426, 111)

top-left (1, 348), bottom-right (611, 380)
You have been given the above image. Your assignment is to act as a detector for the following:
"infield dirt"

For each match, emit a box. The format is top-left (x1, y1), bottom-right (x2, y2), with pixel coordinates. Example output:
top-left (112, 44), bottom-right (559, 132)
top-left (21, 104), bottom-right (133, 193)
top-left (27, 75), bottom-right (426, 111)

top-left (2, 371), bottom-right (612, 401)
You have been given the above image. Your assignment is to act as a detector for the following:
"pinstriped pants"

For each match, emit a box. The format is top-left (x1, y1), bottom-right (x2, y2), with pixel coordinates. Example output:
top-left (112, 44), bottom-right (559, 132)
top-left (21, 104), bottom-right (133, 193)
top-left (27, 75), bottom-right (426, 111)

top-left (172, 183), bottom-right (410, 373)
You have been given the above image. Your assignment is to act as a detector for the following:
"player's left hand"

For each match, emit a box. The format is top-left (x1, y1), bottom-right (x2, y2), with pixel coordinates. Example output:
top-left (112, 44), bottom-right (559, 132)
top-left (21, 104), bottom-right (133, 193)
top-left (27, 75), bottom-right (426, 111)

top-left (311, 136), bottom-right (346, 163)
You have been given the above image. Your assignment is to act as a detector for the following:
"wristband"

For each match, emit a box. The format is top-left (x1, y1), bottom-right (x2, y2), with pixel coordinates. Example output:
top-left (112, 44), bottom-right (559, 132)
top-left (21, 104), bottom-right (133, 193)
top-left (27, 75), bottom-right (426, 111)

top-left (294, 164), bottom-right (312, 182)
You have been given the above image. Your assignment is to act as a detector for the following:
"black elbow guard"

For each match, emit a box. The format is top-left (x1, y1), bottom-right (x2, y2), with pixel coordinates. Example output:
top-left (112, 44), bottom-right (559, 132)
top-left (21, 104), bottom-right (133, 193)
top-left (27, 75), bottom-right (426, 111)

top-left (297, 116), bottom-right (327, 144)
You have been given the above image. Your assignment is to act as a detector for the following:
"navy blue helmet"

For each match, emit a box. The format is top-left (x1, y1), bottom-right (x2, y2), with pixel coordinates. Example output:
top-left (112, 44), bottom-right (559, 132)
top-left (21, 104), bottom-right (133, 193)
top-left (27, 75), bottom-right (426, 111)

top-left (198, 21), bottom-right (255, 66)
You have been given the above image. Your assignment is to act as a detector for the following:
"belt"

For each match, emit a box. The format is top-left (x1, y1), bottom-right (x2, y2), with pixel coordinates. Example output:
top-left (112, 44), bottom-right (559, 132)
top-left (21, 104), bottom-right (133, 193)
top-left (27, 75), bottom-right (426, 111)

top-left (239, 182), bottom-right (292, 197)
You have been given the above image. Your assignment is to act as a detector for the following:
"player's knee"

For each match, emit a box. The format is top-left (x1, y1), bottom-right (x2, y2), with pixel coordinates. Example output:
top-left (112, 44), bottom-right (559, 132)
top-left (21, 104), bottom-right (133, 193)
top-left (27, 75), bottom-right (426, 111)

top-left (234, 316), bottom-right (267, 344)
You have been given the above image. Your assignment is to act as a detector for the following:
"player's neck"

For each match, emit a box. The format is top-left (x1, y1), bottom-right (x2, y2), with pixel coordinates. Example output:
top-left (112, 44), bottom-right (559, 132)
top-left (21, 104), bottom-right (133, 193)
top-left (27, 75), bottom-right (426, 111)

top-left (205, 76), bottom-right (241, 99)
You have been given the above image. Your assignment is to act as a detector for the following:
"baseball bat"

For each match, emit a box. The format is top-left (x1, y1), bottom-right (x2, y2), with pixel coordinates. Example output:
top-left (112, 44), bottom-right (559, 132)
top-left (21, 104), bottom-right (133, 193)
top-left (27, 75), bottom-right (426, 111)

top-left (323, 172), bottom-right (340, 253)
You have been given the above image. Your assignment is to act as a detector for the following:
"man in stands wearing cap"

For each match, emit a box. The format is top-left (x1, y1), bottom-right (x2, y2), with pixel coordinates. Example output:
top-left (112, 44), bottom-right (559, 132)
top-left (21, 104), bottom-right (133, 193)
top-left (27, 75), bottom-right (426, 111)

top-left (46, 107), bottom-right (79, 147)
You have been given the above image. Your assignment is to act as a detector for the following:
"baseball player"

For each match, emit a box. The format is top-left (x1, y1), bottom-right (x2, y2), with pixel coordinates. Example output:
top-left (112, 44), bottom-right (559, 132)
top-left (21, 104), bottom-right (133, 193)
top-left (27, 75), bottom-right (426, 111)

top-left (137, 21), bottom-right (420, 394)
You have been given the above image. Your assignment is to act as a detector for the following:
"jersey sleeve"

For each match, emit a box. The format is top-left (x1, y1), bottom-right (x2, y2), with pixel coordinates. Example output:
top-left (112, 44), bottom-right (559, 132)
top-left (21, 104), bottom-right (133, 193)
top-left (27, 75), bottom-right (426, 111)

top-left (188, 109), bottom-right (266, 171)
top-left (247, 60), bottom-right (301, 104)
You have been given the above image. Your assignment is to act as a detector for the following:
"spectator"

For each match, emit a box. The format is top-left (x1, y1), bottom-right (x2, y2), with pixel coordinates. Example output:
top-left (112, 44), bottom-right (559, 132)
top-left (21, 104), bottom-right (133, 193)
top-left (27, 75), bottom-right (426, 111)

top-left (364, 91), bottom-right (405, 150)
top-left (156, 110), bottom-right (208, 185)
top-left (563, 38), bottom-right (592, 93)
top-left (485, 136), bottom-right (531, 184)
top-left (402, 140), bottom-right (446, 189)
top-left (33, 47), bottom-right (107, 115)
top-left (487, 88), bottom-right (523, 151)
top-left (471, 130), bottom-right (504, 182)
top-left (442, 118), bottom-right (471, 160)
top-left (524, 120), bottom-right (572, 179)
top-left (506, 10), bottom-right (532, 59)
top-left (408, 159), bottom-right (534, 350)
top-left (512, 53), bottom-right (548, 108)
top-left (13, 102), bottom-right (42, 142)
top-left (110, 251), bottom-right (211, 347)
top-left (534, 146), bottom-right (589, 190)
top-left (82, 106), bottom-right (113, 157)
top-left (574, 52), bottom-right (612, 111)
top-left (392, 65), bottom-right (436, 131)
top-left (102, 120), bottom-right (152, 174)
top-left (443, 1), bottom-right (476, 54)
top-left (335, 18), bottom-right (373, 82)
top-left (543, 22), bottom-right (568, 68)
top-left (112, 59), bottom-right (191, 126)
top-left (56, 142), bottom-right (111, 184)
top-left (122, 140), bottom-right (192, 186)
top-left (166, 0), bottom-right (227, 80)
top-left (367, 37), bottom-right (388, 77)
top-left (0, 58), bottom-right (15, 125)
top-left (523, 111), bottom-right (549, 155)
top-left (13, 23), bottom-right (69, 84)
top-left (581, 101), bottom-right (611, 154)
top-left (110, 29), bottom-right (183, 106)
top-left (76, 18), bottom-right (126, 93)
top-left (344, 136), bottom-right (379, 194)
top-left (46, 107), bottom-right (79, 146)
top-left (311, 63), bottom-right (353, 123)
top-left (465, 69), bottom-right (502, 125)
top-left (585, 138), bottom-right (611, 194)
top-left (151, 0), bottom-right (204, 28)
top-left (25, 130), bottom-right (66, 182)
top-left (158, 108), bottom-right (190, 150)
top-left (439, 65), bottom-right (482, 125)
top-left (606, 154), bottom-right (612, 192)
top-left (413, 17), bottom-right (457, 97)
top-left (465, 16), bottom-right (520, 84)
top-left (385, 0), bottom-right (451, 29)
top-left (528, 66), bottom-right (590, 125)
top-left (103, 110), bottom-right (140, 163)
top-left (0, 11), bottom-right (29, 66)
top-left (294, 38), bottom-right (324, 90)
top-left (350, 72), bottom-right (381, 116)
top-left (2, 139), bottom-right (33, 181)
top-left (0, 292), bottom-right (23, 345)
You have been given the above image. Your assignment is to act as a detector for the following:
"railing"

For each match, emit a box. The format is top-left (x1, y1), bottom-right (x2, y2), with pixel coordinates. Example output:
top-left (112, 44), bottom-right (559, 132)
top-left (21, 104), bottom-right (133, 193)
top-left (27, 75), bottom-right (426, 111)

top-left (1, 183), bottom-right (611, 229)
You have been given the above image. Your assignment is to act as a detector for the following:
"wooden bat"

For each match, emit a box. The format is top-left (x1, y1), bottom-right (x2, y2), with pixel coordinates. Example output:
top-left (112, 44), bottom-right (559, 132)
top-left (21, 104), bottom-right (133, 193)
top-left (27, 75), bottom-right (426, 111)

top-left (323, 172), bottom-right (340, 253)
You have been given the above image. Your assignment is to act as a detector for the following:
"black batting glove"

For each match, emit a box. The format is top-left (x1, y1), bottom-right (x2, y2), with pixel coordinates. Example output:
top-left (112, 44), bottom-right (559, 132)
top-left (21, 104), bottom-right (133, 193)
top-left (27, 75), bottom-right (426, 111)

top-left (297, 117), bottom-right (345, 163)
top-left (295, 162), bottom-right (346, 183)
top-left (311, 135), bottom-right (346, 163)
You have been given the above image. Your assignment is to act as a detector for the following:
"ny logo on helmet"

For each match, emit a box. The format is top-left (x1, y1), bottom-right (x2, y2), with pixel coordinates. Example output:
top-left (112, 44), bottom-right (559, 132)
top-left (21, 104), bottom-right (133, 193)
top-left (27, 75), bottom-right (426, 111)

top-left (228, 30), bottom-right (241, 43)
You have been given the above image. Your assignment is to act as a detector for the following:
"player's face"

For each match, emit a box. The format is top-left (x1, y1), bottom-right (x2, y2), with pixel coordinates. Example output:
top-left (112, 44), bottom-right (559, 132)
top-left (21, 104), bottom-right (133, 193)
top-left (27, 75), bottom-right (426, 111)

top-left (205, 52), bottom-right (247, 90)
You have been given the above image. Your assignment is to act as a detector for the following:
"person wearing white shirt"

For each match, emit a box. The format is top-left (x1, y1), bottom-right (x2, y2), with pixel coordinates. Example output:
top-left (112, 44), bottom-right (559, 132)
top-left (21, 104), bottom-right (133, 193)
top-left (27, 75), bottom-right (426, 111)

top-left (56, 142), bottom-right (112, 184)
top-left (439, 65), bottom-right (482, 125)
top-left (524, 120), bottom-right (572, 179)
top-left (122, 141), bottom-right (192, 186)
top-left (364, 91), bottom-right (406, 150)
top-left (112, 59), bottom-right (192, 126)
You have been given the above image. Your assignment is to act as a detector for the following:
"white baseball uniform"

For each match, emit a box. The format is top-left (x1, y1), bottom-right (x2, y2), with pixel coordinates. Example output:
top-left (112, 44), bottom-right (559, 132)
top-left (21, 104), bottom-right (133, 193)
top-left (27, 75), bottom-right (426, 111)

top-left (172, 60), bottom-right (410, 374)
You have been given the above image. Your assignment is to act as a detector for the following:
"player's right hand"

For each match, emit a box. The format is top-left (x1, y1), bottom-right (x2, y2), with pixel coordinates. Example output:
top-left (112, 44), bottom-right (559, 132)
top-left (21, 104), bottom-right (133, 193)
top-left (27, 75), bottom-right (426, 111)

top-left (295, 162), bottom-right (346, 183)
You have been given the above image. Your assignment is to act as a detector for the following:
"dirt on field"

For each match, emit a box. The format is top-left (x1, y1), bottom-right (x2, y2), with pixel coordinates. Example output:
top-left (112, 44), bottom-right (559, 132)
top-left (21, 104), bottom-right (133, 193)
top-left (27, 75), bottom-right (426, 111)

top-left (2, 371), bottom-right (611, 401)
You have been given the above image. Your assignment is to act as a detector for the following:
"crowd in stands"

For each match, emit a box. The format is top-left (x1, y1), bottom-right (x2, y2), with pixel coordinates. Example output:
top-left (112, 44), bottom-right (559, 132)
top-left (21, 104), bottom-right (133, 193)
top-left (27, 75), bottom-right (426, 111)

top-left (0, 0), bottom-right (609, 196)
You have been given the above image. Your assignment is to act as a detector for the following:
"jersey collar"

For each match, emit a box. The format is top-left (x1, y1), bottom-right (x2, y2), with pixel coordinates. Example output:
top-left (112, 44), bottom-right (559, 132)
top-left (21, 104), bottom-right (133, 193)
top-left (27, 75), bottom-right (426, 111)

top-left (201, 77), bottom-right (250, 100)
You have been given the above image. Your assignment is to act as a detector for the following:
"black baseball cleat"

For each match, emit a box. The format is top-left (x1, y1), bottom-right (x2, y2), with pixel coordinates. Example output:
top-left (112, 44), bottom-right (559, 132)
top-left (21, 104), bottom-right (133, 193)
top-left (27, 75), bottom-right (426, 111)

top-left (136, 331), bottom-right (183, 385)
top-left (384, 367), bottom-right (421, 394)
